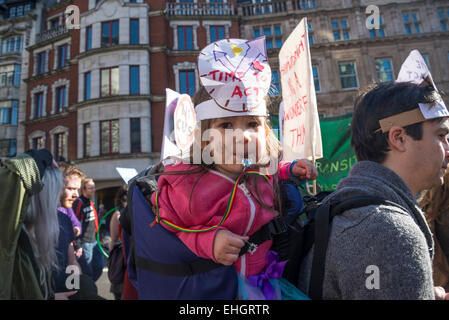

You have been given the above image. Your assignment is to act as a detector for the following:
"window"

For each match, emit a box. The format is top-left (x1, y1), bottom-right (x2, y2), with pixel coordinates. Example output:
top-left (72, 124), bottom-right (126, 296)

top-left (369, 15), bottom-right (386, 38)
top-left (86, 26), bottom-right (93, 50)
top-left (84, 72), bottom-right (91, 100)
top-left (32, 136), bottom-right (44, 149)
top-left (1, 36), bottom-right (23, 54)
top-left (9, 7), bottom-right (16, 18)
top-left (101, 67), bottom-right (119, 97)
top-left (179, 70), bottom-right (195, 96)
top-left (331, 19), bottom-right (350, 41)
top-left (375, 58), bottom-right (394, 82)
top-left (130, 19), bottom-right (139, 45)
top-left (130, 118), bottom-right (141, 153)
top-left (37, 51), bottom-right (47, 74)
top-left (308, 22), bottom-right (314, 45)
top-left (0, 64), bottom-right (20, 87)
top-left (50, 18), bottom-right (60, 29)
top-left (101, 119), bottom-right (119, 155)
top-left (254, 25), bottom-right (282, 49)
top-left (9, 4), bottom-right (32, 18)
top-left (83, 123), bottom-right (91, 157)
top-left (297, 0), bottom-right (316, 9)
top-left (403, 11), bottom-right (421, 34)
top-left (54, 132), bottom-right (67, 161)
top-left (129, 65), bottom-right (140, 95)
top-left (34, 92), bottom-right (44, 118)
top-left (438, 8), bottom-right (449, 31)
top-left (101, 21), bottom-right (119, 47)
top-left (210, 26), bottom-right (225, 43)
top-left (0, 106), bottom-right (11, 124)
top-left (55, 86), bottom-right (67, 112)
top-left (338, 62), bottom-right (358, 89)
top-left (0, 139), bottom-right (16, 157)
top-left (177, 26), bottom-right (193, 50)
top-left (312, 65), bottom-right (320, 92)
top-left (270, 70), bottom-right (280, 96)
top-left (0, 100), bottom-right (18, 125)
top-left (57, 44), bottom-right (69, 68)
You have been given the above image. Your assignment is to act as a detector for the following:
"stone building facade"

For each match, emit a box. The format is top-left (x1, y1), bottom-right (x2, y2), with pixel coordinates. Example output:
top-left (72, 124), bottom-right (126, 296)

top-left (0, 0), bottom-right (41, 158)
top-left (238, 0), bottom-right (449, 116)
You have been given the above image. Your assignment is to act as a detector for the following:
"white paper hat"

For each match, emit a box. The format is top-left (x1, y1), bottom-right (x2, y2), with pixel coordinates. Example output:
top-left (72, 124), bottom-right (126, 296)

top-left (196, 37), bottom-right (271, 121)
top-left (376, 50), bottom-right (449, 133)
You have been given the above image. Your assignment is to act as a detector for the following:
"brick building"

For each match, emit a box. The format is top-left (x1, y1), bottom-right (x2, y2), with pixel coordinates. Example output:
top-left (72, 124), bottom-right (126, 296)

top-left (23, 0), bottom-right (80, 163)
top-left (19, 0), bottom-right (240, 208)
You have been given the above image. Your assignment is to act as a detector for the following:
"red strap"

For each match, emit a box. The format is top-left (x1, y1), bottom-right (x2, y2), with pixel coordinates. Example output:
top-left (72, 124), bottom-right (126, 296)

top-left (74, 199), bottom-right (83, 222)
top-left (90, 200), bottom-right (99, 233)
top-left (119, 224), bottom-right (127, 267)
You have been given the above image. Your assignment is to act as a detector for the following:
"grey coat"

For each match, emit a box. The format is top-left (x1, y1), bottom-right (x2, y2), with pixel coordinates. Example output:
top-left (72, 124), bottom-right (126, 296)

top-left (298, 161), bottom-right (435, 300)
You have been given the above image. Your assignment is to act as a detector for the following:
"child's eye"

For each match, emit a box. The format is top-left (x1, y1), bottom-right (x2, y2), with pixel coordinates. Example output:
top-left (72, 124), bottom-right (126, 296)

top-left (219, 122), bottom-right (232, 129)
top-left (248, 121), bottom-right (260, 128)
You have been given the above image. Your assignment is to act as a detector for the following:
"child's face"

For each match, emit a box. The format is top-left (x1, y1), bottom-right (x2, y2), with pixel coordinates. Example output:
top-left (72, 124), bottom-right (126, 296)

top-left (208, 115), bottom-right (267, 176)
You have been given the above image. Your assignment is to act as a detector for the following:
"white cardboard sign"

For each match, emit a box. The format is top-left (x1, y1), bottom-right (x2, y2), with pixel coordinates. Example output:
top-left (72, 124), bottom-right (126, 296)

top-left (278, 18), bottom-right (322, 161)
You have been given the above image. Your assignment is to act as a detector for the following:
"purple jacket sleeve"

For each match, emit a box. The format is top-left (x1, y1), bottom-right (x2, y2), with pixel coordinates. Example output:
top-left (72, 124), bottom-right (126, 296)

top-left (66, 207), bottom-right (82, 232)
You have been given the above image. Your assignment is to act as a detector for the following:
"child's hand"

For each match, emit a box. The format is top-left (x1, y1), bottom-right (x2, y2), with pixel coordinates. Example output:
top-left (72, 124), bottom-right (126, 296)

top-left (213, 229), bottom-right (248, 266)
top-left (292, 159), bottom-right (318, 180)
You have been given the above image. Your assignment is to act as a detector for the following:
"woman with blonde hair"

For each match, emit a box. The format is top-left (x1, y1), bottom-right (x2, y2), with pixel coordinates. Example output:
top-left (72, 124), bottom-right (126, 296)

top-left (419, 169), bottom-right (449, 291)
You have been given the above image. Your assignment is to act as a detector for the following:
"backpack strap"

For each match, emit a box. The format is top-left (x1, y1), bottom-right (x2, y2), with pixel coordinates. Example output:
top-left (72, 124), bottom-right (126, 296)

top-left (239, 217), bottom-right (287, 256)
top-left (308, 195), bottom-right (405, 300)
top-left (74, 199), bottom-right (83, 222)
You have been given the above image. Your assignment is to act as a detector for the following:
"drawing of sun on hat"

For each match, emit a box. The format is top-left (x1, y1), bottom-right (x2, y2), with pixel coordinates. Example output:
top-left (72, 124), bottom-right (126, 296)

top-left (197, 37), bottom-right (272, 118)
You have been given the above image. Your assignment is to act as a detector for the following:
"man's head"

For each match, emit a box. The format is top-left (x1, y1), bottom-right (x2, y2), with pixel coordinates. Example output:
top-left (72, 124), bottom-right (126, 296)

top-left (81, 178), bottom-right (95, 199)
top-left (351, 81), bottom-right (449, 194)
top-left (59, 162), bottom-right (85, 209)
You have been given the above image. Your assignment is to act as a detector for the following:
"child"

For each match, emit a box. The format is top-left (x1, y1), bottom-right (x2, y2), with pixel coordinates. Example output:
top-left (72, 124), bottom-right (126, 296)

top-left (149, 37), bottom-right (317, 299)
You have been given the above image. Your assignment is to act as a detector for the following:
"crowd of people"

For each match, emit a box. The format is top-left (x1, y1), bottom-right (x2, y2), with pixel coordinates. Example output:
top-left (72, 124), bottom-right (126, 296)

top-left (1, 36), bottom-right (449, 300)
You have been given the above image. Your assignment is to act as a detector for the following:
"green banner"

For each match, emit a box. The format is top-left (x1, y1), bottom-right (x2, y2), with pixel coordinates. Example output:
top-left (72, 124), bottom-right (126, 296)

top-left (270, 113), bottom-right (356, 194)
top-left (313, 113), bottom-right (356, 192)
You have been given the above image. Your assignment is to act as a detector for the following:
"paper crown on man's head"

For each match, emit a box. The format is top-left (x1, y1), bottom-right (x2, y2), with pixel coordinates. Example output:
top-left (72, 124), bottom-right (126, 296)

top-left (196, 37), bottom-right (272, 121)
top-left (376, 50), bottom-right (449, 133)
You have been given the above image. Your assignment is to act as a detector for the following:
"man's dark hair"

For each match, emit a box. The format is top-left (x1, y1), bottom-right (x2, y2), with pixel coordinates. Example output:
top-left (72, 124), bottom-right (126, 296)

top-left (351, 81), bottom-right (442, 163)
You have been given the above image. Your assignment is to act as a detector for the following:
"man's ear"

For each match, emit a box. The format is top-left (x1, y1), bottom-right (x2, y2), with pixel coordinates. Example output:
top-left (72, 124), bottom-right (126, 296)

top-left (387, 126), bottom-right (408, 152)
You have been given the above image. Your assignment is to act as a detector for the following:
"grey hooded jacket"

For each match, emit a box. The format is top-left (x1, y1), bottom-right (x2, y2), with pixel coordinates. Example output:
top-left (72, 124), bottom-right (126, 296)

top-left (298, 161), bottom-right (435, 300)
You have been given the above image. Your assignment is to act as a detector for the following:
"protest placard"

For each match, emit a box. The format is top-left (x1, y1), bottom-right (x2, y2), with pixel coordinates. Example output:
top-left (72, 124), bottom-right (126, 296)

top-left (278, 18), bottom-right (322, 161)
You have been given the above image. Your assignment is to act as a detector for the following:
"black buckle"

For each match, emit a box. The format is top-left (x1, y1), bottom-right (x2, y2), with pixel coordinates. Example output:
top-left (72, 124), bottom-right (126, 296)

top-left (268, 218), bottom-right (288, 237)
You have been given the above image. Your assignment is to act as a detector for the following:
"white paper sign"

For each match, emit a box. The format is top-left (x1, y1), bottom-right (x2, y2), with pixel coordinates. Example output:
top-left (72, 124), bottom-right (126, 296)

top-left (160, 88), bottom-right (181, 161)
top-left (397, 50), bottom-right (449, 119)
top-left (174, 94), bottom-right (196, 152)
top-left (278, 18), bottom-right (322, 161)
top-left (397, 50), bottom-right (433, 85)
top-left (115, 167), bottom-right (138, 184)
